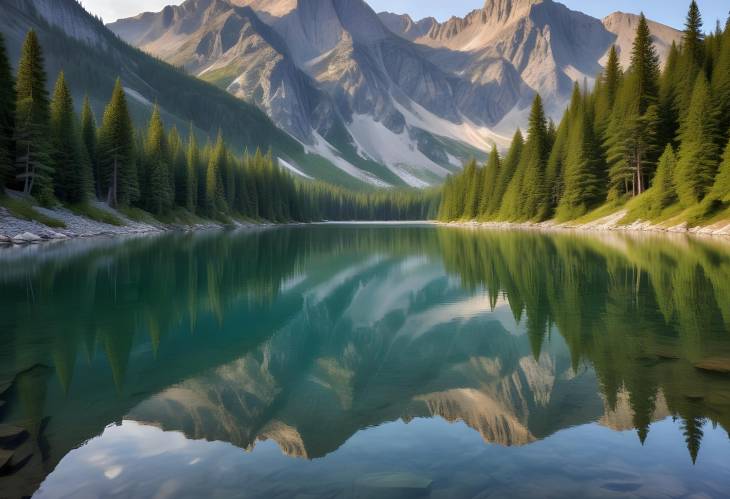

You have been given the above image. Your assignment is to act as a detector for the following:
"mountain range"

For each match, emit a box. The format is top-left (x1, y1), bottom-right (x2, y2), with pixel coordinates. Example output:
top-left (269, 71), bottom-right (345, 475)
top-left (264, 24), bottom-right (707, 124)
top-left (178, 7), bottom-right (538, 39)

top-left (108, 0), bottom-right (682, 187)
top-left (1, 0), bottom-right (682, 189)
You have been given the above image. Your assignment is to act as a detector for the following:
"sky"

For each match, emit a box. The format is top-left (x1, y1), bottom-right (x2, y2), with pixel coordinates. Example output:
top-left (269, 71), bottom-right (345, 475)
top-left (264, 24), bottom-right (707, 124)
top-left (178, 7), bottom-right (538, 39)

top-left (83, 0), bottom-right (729, 30)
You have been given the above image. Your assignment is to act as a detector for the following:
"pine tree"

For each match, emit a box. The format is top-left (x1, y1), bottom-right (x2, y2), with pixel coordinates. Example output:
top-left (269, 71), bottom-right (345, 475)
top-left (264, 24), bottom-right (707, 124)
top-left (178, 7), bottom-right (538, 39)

top-left (504, 94), bottom-right (550, 220)
top-left (478, 146), bottom-right (501, 218)
top-left (0, 33), bottom-right (15, 189)
top-left (648, 144), bottom-right (678, 215)
top-left (708, 135), bottom-right (730, 203)
top-left (658, 42), bottom-right (680, 149)
top-left (205, 130), bottom-right (227, 214)
top-left (631, 14), bottom-right (661, 115)
top-left (14, 30), bottom-right (53, 202)
top-left (676, 2), bottom-right (705, 118)
top-left (185, 123), bottom-right (198, 213)
top-left (50, 72), bottom-right (90, 203)
top-left (490, 129), bottom-right (523, 217)
top-left (461, 159), bottom-right (481, 219)
top-left (98, 78), bottom-right (137, 207)
top-left (80, 96), bottom-right (99, 198)
top-left (605, 16), bottom-right (662, 200)
top-left (595, 45), bottom-right (623, 136)
top-left (712, 21), bottom-right (730, 141)
top-left (143, 105), bottom-right (172, 214)
top-left (556, 89), bottom-right (604, 219)
top-left (675, 74), bottom-right (721, 206)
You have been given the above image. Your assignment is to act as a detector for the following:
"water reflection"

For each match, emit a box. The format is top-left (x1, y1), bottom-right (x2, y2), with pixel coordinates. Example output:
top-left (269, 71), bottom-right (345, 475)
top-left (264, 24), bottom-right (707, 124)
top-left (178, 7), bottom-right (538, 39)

top-left (0, 226), bottom-right (729, 498)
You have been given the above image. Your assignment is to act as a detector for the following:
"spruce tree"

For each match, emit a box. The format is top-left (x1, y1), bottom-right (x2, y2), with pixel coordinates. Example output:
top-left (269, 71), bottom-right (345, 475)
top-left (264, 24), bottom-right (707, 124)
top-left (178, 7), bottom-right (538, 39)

top-left (0, 33), bottom-right (15, 189)
top-left (648, 144), bottom-right (678, 215)
top-left (143, 105), bottom-right (172, 214)
top-left (676, 2), bottom-right (705, 118)
top-left (185, 124), bottom-right (198, 213)
top-left (505, 94), bottom-right (550, 220)
top-left (675, 74), bottom-right (721, 206)
top-left (556, 89), bottom-right (604, 219)
top-left (708, 135), bottom-right (730, 203)
top-left (205, 131), bottom-right (227, 214)
top-left (14, 30), bottom-right (53, 202)
top-left (50, 72), bottom-right (90, 203)
top-left (478, 146), bottom-right (500, 218)
top-left (461, 159), bottom-right (481, 220)
top-left (490, 129), bottom-right (523, 217)
top-left (712, 22), bottom-right (730, 141)
top-left (80, 96), bottom-right (98, 198)
top-left (658, 42), bottom-right (680, 149)
top-left (631, 14), bottom-right (661, 115)
top-left (98, 79), bottom-right (137, 206)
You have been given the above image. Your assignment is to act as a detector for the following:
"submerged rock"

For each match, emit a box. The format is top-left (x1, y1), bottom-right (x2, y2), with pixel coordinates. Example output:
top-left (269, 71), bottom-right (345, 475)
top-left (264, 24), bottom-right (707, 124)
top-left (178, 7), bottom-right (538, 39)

top-left (694, 358), bottom-right (730, 375)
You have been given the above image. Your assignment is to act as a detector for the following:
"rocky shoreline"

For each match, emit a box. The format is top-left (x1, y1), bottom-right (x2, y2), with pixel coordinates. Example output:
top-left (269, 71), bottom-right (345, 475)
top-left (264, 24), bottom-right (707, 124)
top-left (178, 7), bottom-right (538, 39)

top-left (439, 210), bottom-right (730, 238)
top-left (0, 201), bottom-right (252, 247)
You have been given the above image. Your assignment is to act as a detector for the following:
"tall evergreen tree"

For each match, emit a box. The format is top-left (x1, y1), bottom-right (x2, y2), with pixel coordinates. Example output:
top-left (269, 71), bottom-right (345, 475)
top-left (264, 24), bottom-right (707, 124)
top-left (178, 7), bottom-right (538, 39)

top-left (98, 79), bottom-right (137, 207)
top-left (14, 30), bottom-right (53, 202)
top-left (461, 159), bottom-right (481, 219)
top-left (506, 94), bottom-right (550, 220)
top-left (205, 130), bottom-right (227, 214)
top-left (50, 72), bottom-right (90, 203)
top-left (676, 2), bottom-right (705, 118)
top-left (80, 96), bottom-right (99, 197)
top-left (712, 22), bottom-right (730, 141)
top-left (490, 129), bottom-right (523, 217)
top-left (658, 42), bottom-right (680, 149)
top-left (0, 33), bottom-right (15, 189)
top-left (708, 134), bottom-right (730, 204)
top-left (143, 105), bottom-right (172, 214)
top-left (675, 74), bottom-right (721, 206)
top-left (648, 144), bottom-right (678, 215)
top-left (478, 146), bottom-right (501, 218)
top-left (556, 89), bottom-right (604, 219)
top-left (185, 123), bottom-right (199, 213)
top-left (631, 14), bottom-right (661, 115)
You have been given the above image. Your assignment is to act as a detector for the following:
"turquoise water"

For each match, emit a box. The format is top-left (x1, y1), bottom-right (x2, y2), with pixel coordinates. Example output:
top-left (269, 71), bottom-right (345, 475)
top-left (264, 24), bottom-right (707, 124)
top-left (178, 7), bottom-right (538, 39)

top-left (0, 225), bottom-right (729, 498)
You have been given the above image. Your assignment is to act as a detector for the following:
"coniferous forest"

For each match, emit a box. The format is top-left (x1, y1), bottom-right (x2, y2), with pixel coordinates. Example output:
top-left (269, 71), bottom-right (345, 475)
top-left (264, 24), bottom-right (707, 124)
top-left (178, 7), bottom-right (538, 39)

top-left (0, 31), bottom-right (438, 224)
top-left (439, 2), bottom-right (730, 226)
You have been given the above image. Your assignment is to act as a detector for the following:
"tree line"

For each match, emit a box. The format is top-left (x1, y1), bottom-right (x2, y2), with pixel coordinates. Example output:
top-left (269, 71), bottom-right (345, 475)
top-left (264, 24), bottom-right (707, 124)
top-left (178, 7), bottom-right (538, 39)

top-left (439, 2), bottom-right (730, 223)
top-left (0, 31), bottom-right (437, 223)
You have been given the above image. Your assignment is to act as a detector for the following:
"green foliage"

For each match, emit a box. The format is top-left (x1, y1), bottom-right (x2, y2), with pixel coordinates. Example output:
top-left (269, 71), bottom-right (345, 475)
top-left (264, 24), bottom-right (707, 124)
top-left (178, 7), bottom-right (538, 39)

top-left (675, 74), bottom-right (721, 206)
top-left (80, 96), bottom-right (98, 197)
top-left (141, 105), bottom-right (173, 214)
top-left (68, 203), bottom-right (123, 226)
top-left (14, 31), bottom-right (53, 203)
top-left (556, 88), bottom-right (604, 220)
top-left (478, 146), bottom-right (501, 219)
top-left (50, 72), bottom-right (91, 203)
top-left (98, 79), bottom-right (137, 207)
top-left (0, 195), bottom-right (65, 227)
top-left (709, 136), bottom-right (730, 204)
top-left (0, 33), bottom-right (15, 188)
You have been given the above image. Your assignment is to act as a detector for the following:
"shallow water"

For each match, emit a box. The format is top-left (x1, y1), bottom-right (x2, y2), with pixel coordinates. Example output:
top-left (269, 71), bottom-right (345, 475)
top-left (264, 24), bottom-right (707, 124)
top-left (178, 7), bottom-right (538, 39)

top-left (1, 225), bottom-right (729, 498)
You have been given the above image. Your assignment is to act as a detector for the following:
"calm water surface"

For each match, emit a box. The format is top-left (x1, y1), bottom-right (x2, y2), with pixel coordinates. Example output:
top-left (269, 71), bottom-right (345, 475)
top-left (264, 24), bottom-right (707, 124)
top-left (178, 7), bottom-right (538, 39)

top-left (0, 225), bottom-right (729, 499)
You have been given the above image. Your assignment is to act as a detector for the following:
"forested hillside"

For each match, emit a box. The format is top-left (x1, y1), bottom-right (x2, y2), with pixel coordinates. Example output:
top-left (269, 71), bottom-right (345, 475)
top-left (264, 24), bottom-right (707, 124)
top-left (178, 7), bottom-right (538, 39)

top-left (439, 2), bottom-right (730, 228)
top-left (0, 31), bottom-right (438, 223)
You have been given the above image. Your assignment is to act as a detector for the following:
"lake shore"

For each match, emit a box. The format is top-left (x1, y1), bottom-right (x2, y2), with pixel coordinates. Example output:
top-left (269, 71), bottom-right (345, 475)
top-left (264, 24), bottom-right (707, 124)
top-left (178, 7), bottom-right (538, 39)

top-left (0, 198), bottom-right (259, 247)
top-left (438, 210), bottom-right (730, 238)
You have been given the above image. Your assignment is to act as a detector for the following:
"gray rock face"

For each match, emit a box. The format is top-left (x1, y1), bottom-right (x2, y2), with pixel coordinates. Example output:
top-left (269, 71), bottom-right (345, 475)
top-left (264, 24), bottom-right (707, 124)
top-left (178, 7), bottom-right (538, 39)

top-left (108, 0), bottom-right (682, 186)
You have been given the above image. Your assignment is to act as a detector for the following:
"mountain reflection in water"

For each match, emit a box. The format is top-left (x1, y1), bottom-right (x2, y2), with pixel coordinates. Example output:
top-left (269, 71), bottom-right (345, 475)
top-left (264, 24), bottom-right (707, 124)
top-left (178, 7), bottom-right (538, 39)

top-left (0, 225), bottom-right (729, 498)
